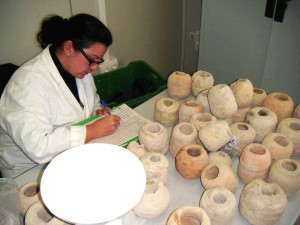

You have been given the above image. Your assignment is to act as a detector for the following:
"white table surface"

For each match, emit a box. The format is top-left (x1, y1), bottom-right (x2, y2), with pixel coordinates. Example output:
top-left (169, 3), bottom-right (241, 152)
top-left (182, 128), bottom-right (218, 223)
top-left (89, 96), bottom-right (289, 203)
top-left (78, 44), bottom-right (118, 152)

top-left (15, 89), bottom-right (300, 225)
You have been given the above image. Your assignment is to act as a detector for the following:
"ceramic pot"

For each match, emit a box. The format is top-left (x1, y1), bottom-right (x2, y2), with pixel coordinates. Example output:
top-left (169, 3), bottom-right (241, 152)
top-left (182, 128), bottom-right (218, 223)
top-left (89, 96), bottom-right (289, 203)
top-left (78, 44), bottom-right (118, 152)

top-left (227, 106), bottom-right (250, 124)
top-left (140, 152), bottom-right (169, 184)
top-left (261, 132), bottom-right (293, 162)
top-left (198, 120), bottom-right (232, 152)
top-left (196, 89), bottom-right (211, 113)
top-left (237, 143), bottom-right (271, 184)
top-left (208, 84), bottom-right (238, 119)
top-left (229, 122), bottom-right (256, 157)
top-left (267, 159), bottom-right (300, 198)
top-left (239, 179), bottom-right (287, 225)
top-left (263, 92), bottom-right (294, 122)
top-left (191, 70), bottom-right (214, 96)
top-left (179, 100), bottom-right (204, 122)
top-left (19, 182), bottom-right (40, 216)
top-left (200, 187), bottom-right (237, 225)
top-left (166, 206), bottom-right (211, 225)
top-left (201, 163), bottom-right (238, 193)
top-left (251, 87), bottom-right (267, 108)
top-left (169, 122), bottom-right (198, 157)
top-left (167, 71), bottom-right (192, 99)
top-left (244, 106), bottom-right (278, 143)
top-left (189, 112), bottom-right (217, 131)
top-left (175, 144), bottom-right (209, 179)
top-left (127, 141), bottom-right (146, 159)
top-left (293, 103), bottom-right (300, 118)
top-left (138, 122), bottom-right (169, 154)
top-left (208, 151), bottom-right (232, 167)
top-left (154, 97), bottom-right (179, 126)
top-left (133, 181), bottom-right (170, 219)
top-left (277, 118), bottom-right (300, 155)
top-left (230, 78), bottom-right (253, 108)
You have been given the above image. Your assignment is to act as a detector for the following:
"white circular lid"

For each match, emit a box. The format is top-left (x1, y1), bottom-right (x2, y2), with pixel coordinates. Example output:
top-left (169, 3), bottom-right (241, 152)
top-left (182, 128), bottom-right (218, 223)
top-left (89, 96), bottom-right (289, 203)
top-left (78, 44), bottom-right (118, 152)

top-left (40, 143), bottom-right (146, 224)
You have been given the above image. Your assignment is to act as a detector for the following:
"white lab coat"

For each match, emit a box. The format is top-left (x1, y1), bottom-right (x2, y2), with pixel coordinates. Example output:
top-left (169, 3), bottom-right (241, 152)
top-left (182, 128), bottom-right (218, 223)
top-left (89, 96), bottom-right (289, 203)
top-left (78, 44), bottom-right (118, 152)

top-left (0, 46), bottom-right (101, 176)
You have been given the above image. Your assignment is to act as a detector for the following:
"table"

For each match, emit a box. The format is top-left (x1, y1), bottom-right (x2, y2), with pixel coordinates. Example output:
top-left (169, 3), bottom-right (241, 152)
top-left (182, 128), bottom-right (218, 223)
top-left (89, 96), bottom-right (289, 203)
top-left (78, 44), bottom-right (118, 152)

top-left (15, 90), bottom-right (300, 225)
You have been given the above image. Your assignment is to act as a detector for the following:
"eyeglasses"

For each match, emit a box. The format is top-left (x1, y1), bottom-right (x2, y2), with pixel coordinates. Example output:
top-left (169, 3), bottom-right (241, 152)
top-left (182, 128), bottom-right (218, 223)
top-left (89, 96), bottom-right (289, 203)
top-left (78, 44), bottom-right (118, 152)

top-left (79, 48), bottom-right (104, 66)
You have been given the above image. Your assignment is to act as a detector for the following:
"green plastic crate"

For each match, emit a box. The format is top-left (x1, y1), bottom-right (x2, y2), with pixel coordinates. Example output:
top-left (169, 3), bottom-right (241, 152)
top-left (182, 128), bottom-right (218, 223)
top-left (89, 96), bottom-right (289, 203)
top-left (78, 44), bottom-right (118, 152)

top-left (93, 60), bottom-right (167, 108)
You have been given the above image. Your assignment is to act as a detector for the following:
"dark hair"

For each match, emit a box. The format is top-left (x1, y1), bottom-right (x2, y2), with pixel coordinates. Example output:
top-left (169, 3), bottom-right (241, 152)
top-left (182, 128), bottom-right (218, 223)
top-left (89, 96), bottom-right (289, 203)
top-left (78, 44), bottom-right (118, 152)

top-left (37, 14), bottom-right (112, 50)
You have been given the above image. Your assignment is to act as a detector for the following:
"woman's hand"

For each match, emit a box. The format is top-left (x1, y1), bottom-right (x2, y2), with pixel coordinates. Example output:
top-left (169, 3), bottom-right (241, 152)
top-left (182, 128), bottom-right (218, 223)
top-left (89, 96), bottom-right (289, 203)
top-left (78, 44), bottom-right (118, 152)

top-left (96, 108), bottom-right (111, 117)
top-left (85, 114), bottom-right (121, 143)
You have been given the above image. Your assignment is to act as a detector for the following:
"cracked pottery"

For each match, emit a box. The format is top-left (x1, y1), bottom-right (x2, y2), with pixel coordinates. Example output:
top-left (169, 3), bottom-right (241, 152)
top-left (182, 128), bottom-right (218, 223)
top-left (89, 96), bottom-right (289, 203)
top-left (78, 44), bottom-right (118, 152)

top-left (167, 71), bottom-right (192, 99)
top-left (251, 88), bottom-right (267, 108)
top-left (230, 78), bottom-right (253, 108)
top-left (191, 70), bottom-right (214, 96)
top-left (178, 100), bottom-right (204, 122)
top-left (154, 97), bottom-right (179, 126)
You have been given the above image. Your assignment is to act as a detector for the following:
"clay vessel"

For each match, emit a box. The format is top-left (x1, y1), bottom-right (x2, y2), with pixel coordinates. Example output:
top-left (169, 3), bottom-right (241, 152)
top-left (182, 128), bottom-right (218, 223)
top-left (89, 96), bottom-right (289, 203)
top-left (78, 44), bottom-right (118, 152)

top-left (178, 100), bottom-right (204, 122)
top-left (237, 143), bottom-right (271, 184)
top-left (208, 151), bottom-right (232, 167)
top-left (293, 103), bottom-right (300, 118)
top-left (19, 182), bottom-right (40, 216)
top-left (230, 78), bottom-right (253, 108)
top-left (277, 118), bottom-right (300, 155)
top-left (189, 112), bottom-right (217, 131)
top-left (267, 159), bottom-right (300, 198)
top-left (239, 179), bottom-right (287, 225)
top-left (244, 106), bottom-right (278, 143)
top-left (196, 89), bottom-right (211, 113)
top-left (154, 97), bottom-right (179, 126)
top-left (200, 187), bottom-right (237, 225)
top-left (166, 206), bottom-right (211, 225)
top-left (175, 144), bottom-right (209, 179)
top-left (127, 141), bottom-right (146, 159)
top-left (263, 92), bottom-right (294, 122)
top-left (191, 70), bottom-right (214, 96)
top-left (138, 122), bottom-right (169, 154)
top-left (261, 132), bottom-right (293, 162)
top-left (201, 163), bottom-right (238, 193)
top-left (169, 122), bottom-right (198, 157)
top-left (167, 71), bottom-right (192, 99)
top-left (251, 87), bottom-right (267, 108)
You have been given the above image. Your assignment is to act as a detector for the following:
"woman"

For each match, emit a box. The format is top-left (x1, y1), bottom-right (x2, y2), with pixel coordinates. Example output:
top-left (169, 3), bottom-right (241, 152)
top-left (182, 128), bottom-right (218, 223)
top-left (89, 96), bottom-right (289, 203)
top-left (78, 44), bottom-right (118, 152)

top-left (0, 14), bottom-right (121, 178)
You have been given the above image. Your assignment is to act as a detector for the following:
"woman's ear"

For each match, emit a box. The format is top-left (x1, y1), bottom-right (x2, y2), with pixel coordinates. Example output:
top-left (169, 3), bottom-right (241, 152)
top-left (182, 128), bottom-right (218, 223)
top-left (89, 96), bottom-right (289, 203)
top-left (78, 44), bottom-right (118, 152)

top-left (64, 40), bottom-right (74, 56)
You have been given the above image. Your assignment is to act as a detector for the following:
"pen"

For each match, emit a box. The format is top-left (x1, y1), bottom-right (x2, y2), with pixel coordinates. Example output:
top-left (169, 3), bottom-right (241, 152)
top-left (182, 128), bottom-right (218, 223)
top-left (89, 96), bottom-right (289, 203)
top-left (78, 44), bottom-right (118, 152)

top-left (101, 99), bottom-right (110, 115)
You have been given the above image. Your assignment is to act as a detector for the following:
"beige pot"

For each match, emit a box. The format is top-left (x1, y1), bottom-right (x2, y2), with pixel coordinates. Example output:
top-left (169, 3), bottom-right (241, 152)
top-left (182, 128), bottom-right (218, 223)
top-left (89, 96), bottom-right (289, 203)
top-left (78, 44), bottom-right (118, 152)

top-left (239, 179), bottom-right (287, 225)
top-left (127, 141), bottom-right (146, 159)
top-left (169, 122), bottom-right (198, 157)
top-left (196, 89), bottom-right (211, 113)
top-left (237, 143), bottom-right (271, 184)
top-left (167, 71), bottom-right (192, 99)
top-left (154, 97), bottom-right (179, 126)
top-left (175, 144), bottom-right (209, 179)
top-left (251, 87), bottom-right (267, 108)
top-left (208, 84), bottom-right (238, 119)
top-left (191, 70), bottom-right (214, 96)
top-left (19, 182), bottom-right (40, 216)
top-left (294, 103), bottom-right (300, 118)
top-left (277, 118), bottom-right (300, 155)
top-left (261, 132), bottom-right (293, 162)
top-left (201, 163), bottom-right (238, 193)
top-left (200, 187), bottom-right (237, 225)
top-left (138, 122), bottom-right (169, 154)
top-left (166, 206), bottom-right (211, 225)
top-left (189, 112), bottom-right (217, 131)
top-left (208, 151), bottom-right (232, 167)
top-left (179, 100), bottom-right (204, 122)
top-left (244, 107), bottom-right (278, 143)
top-left (263, 92), bottom-right (294, 122)
top-left (229, 122), bottom-right (256, 157)
top-left (230, 78), bottom-right (253, 108)
top-left (267, 159), bottom-right (300, 198)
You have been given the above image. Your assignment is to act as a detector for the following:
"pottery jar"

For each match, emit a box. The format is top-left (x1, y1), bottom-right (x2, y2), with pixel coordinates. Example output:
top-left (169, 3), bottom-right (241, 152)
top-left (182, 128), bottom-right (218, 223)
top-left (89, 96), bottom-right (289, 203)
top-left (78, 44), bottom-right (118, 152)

top-left (196, 89), bottom-right (211, 113)
top-left (166, 206), bottom-right (211, 225)
top-left (237, 143), bottom-right (271, 184)
top-left (167, 71), bottom-right (192, 99)
top-left (19, 182), bottom-right (40, 216)
top-left (189, 112), bottom-right (217, 131)
top-left (138, 122), bottom-right (169, 154)
top-left (140, 152), bottom-right (169, 184)
top-left (244, 106), bottom-right (278, 143)
top-left (169, 122), bottom-right (198, 157)
top-left (127, 141), bottom-right (146, 159)
top-left (200, 187), bottom-right (237, 225)
top-left (133, 181), bottom-right (170, 219)
top-left (230, 78), bottom-right (253, 108)
top-left (293, 103), bottom-right (300, 118)
top-left (239, 179), bottom-right (287, 225)
top-left (251, 87), bottom-right (267, 108)
top-left (191, 70), bottom-right (214, 96)
top-left (198, 120), bottom-right (232, 152)
top-left (208, 84), bottom-right (238, 119)
top-left (277, 118), bottom-right (300, 155)
top-left (201, 163), bottom-right (238, 193)
top-left (179, 100), bottom-right (204, 122)
top-left (267, 159), bottom-right (300, 198)
top-left (229, 122), bottom-right (256, 157)
top-left (261, 132), bottom-right (293, 162)
top-left (175, 144), bottom-right (209, 179)
top-left (208, 151), bottom-right (232, 167)
top-left (154, 97), bottom-right (179, 126)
